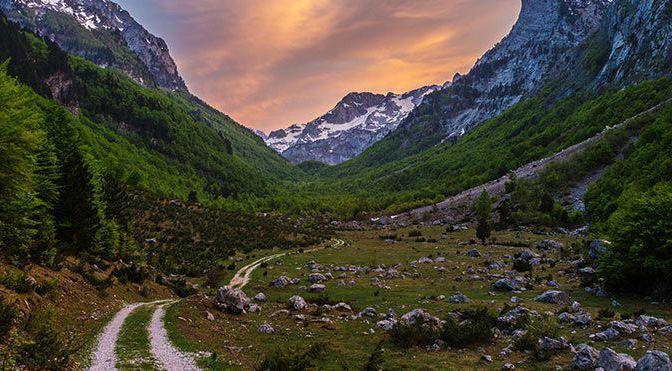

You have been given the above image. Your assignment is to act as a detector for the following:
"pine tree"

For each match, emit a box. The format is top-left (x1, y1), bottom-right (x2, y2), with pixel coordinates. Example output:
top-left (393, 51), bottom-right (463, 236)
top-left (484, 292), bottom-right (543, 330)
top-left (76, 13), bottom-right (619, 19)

top-left (475, 191), bottom-right (492, 245)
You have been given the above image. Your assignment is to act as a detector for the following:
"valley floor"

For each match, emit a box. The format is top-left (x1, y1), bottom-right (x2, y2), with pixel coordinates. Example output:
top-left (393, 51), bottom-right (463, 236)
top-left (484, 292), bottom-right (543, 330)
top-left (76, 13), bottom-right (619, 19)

top-left (123, 227), bottom-right (671, 370)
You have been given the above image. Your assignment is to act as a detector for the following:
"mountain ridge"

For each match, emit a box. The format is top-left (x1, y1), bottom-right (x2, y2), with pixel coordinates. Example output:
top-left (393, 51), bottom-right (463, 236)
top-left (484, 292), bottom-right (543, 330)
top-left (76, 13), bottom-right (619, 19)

top-left (264, 84), bottom-right (440, 164)
top-left (0, 0), bottom-right (187, 91)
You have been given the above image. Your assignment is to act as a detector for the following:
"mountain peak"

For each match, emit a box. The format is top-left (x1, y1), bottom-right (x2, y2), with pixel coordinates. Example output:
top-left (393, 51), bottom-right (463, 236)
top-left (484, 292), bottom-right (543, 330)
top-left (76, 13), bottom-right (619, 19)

top-left (2, 0), bottom-right (187, 91)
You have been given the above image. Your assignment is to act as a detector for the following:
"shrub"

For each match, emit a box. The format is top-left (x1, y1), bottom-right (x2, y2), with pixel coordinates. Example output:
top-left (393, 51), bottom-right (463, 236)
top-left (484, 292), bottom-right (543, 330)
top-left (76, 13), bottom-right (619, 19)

top-left (389, 321), bottom-right (438, 348)
top-left (513, 259), bottom-right (533, 272)
top-left (514, 315), bottom-right (560, 353)
top-left (0, 270), bottom-right (35, 293)
top-left (408, 230), bottom-right (422, 237)
top-left (17, 308), bottom-right (71, 369)
top-left (363, 342), bottom-right (385, 371)
top-left (35, 278), bottom-right (58, 296)
top-left (598, 184), bottom-right (672, 295)
top-left (0, 299), bottom-right (16, 341)
top-left (256, 343), bottom-right (327, 371)
top-left (598, 308), bottom-right (615, 319)
top-left (441, 306), bottom-right (496, 347)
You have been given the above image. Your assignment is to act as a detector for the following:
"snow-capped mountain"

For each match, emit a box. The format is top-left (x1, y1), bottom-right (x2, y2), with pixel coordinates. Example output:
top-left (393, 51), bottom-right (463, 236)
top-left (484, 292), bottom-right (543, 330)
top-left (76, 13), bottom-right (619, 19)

top-left (264, 85), bottom-right (440, 164)
top-left (1, 0), bottom-right (187, 91)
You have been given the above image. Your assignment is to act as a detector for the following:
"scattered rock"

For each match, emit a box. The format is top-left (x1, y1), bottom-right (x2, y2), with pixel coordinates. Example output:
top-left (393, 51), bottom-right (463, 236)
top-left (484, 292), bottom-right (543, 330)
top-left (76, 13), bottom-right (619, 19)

top-left (591, 327), bottom-right (621, 341)
top-left (588, 239), bottom-right (609, 260)
top-left (481, 354), bottom-right (493, 363)
top-left (358, 307), bottom-right (376, 317)
top-left (309, 284), bottom-right (326, 293)
top-left (215, 286), bottom-right (251, 314)
top-left (254, 293), bottom-right (266, 302)
top-left (447, 293), bottom-right (470, 303)
top-left (493, 278), bottom-right (521, 291)
top-left (309, 273), bottom-right (327, 284)
top-left (400, 309), bottom-right (442, 330)
top-left (520, 249), bottom-right (540, 261)
top-left (289, 295), bottom-right (308, 311)
top-left (573, 344), bottom-right (600, 370)
top-left (599, 347), bottom-right (637, 371)
top-left (635, 350), bottom-right (671, 370)
top-left (466, 249), bottom-right (482, 257)
top-left (574, 313), bottom-right (592, 326)
top-left (538, 337), bottom-right (570, 353)
top-left (611, 321), bottom-right (639, 335)
top-left (205, 311), bottom-right (215, 321)
top-left (258, 322), bottom-right (275, 334)
top-left (535, 290), bottom-right (572, 305)
top-left (637, 315), bottom-right (668, 328)
top-left (376, 319), bottom-right (396, 331)
top-left (535, 240), bottom-right (564, 250)
top-left (270, 276), bottom-right (294, 287)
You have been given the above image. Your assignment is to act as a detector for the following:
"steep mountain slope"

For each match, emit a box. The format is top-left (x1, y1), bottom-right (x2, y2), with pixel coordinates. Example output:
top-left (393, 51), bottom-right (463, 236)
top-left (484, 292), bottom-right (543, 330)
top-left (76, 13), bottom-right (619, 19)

top-left (0, 9), bottom-right (297, 203)
top-left (265, 85), bottom-right (439, 164)
top-left (294, 0), bottom-right (672, 217)
top-left (0, 0), bottom-right (187, 91)
top-left (338, 0), bottom-right (611, 169)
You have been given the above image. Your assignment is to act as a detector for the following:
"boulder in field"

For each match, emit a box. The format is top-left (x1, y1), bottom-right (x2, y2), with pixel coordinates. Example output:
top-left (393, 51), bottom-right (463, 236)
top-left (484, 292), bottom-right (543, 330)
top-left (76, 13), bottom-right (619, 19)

top-left (573, 344), bottom-right (600, 370)
top-left (635, 350), bottom-right (671, 371)
top-left (289, 295), bottom-right (308, 311)
top-left (535, 239), bottom-right (563, 250)
top-left (599, 348), bottom-right (637, 371)
top-left (535, 290), bottom-right (572, 305)
top-left (215, 286), bottom-right (251, 314)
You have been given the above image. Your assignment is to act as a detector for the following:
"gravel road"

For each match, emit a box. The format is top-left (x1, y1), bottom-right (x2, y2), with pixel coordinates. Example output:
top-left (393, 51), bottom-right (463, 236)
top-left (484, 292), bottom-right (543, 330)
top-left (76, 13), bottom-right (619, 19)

top-left (89, 302), bottom-right (145, 371)
top-left (148, 302), bottom-right (200, 371)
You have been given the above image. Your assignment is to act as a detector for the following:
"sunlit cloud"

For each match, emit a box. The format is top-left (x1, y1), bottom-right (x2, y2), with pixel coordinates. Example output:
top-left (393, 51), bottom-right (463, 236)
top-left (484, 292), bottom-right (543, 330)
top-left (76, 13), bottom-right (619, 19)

top-left (117, 0), bottom-right (520, 132)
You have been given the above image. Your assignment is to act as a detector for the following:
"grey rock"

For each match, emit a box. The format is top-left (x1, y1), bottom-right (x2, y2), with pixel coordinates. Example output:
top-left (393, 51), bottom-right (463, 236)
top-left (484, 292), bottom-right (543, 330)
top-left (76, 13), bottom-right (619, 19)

top-left (400, 309), bottom-right (442, 330)
top-left (309, 273), bottom-right (327, 284)
top-left (599, 348), bottom-right (637, 371)
top-left (309, 283), bottom-right (326, 293)
top-left (254, 293), bottom-right (266, 302)
top-left (447, 293), bottom-right (470, 303)
top-left (589, 240), bottom-right (609, 260)
top-left (358, 307), bottom-right (377, 317)
top-left (520, 249), bottom-right (540, 260)
top-left (258, 322), bottom-right (275, 334)
top-left (574, 313), bottom-right (592, 326)
top-left (637, 315), bottom-right (668, 328)
top-left (270, 276), bottom-right (293, 287)
top-left (535, 290), bottom-right (572, 305)
top-left (376, 319), bottom-right (397, 331)
top-left (215, 286), bottom-right (251, 314)
top-left (535, 240), bottom-right (564, 250)
top-left (538, 337), bottom-right (570, 353)
top-left (289, 295), bottom-right (308, 311)
top-left (493, 278), bottom-right (522, 291)
top-left (573, 344), bottom-right (600, 370)
top-left (611, 321), bottom-right (639, 335)
top-left (635, 351), bottom-right (671, 371)
top-left (591, 328), bottom-right (621, 341)
top-left (466, 249), bottom-right (482, 257)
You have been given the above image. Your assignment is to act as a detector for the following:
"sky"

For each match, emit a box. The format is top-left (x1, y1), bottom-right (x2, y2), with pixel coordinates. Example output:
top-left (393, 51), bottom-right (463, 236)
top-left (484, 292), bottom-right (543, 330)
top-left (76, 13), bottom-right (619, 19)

top-left (116, 0), bottom-right (520, 133)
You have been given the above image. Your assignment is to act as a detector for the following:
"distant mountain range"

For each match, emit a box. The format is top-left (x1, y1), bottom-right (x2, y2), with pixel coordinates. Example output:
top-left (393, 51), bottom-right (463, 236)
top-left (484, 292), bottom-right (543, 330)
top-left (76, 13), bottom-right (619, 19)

top-left (1, 0), bottom-right (187, 91)
top-left (263, 85), bottom-right (441, 165)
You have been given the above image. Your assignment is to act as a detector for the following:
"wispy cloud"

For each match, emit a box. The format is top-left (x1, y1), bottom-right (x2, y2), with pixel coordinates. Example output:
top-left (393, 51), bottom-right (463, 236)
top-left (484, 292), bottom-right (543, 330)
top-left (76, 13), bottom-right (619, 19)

top-left (117, 0), bottom-right (520, 132)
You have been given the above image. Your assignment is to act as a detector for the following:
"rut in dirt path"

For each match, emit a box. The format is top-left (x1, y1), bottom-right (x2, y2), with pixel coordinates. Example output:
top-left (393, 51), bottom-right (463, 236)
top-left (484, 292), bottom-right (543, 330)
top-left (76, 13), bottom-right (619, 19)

top-left (227, 238), bottom-right (345, 289)
top-left (148, 302), bottom-right (200, 371)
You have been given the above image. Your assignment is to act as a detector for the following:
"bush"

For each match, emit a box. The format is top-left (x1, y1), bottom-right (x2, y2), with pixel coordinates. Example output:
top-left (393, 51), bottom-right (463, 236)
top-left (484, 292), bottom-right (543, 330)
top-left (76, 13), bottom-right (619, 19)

top-left (0, 299), bottom-right (16, 341)
top-left (256, 343), bottom-right (327, 371)
top-left (513, 259), bottom-right (533, 272)
top-left (389, 321), bottom-right (438, 348)
top-left (17, 308), bottom-right (71, 369)
top-left (598, 184), bottom-right (672, 294)
top-left (441, 306), bottom-right (496, 347)
top-left (514, 315), bottom-right (561, 353)
top-left (598, 308), bottom-right (615, 319)
top-left (0, 270), bottom-right (35, 293)
top-left (408, 230), bottom-right (422, 237)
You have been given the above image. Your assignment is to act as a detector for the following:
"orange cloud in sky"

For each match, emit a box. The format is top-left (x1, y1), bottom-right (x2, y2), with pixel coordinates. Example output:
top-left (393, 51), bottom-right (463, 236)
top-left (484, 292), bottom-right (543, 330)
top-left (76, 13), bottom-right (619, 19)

top-left (117, 0), bottom-right (520, 132)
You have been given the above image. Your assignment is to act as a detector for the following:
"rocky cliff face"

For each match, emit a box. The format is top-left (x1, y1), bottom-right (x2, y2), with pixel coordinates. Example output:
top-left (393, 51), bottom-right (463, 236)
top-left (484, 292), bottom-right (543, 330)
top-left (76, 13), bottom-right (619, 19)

top-left (265, 85), bottom-right (440, 164)
top-left (1, 0), bottom-right (187, 91)
top-left (395, 0), bottom-right (611, 148)
top-left (593, 0), bottom-right (672, 87)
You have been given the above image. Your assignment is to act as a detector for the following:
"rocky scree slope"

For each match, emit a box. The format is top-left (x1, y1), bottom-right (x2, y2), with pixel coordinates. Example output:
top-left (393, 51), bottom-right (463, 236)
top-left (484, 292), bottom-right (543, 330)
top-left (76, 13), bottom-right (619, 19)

top-left (0, 0), bottom-right (187, 91)
top-left (264, 85), bottom-right (440, 165)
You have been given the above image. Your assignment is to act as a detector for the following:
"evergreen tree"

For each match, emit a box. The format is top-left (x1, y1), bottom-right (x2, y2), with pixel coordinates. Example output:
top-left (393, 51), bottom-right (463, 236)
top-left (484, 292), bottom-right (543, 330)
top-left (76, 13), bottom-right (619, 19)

top-left (475, 191), bottom-right (492, 244)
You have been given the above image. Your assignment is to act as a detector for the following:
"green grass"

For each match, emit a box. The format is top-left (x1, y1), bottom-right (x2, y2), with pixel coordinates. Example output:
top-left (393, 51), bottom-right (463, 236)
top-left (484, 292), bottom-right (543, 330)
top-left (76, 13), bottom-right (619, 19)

top-left (115, 306), bottom-right (157, 370)
top-left (162, 227), bottom-right (672, 370)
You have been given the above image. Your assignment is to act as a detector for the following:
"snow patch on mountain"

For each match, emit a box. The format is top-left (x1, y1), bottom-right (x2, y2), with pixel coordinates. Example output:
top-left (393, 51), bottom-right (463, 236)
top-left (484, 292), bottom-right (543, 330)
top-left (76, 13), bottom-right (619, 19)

top-left (264, 85), bottom-right (440, 164)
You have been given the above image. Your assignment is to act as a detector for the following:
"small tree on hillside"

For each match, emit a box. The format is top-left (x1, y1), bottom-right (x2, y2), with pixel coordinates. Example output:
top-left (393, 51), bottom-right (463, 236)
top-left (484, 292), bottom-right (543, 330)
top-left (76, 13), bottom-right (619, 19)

top-left (475, 191), bottom-right (492, 244)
